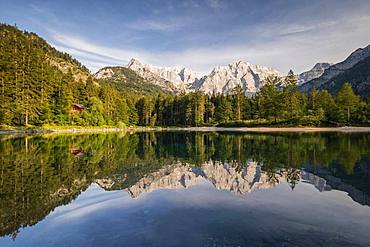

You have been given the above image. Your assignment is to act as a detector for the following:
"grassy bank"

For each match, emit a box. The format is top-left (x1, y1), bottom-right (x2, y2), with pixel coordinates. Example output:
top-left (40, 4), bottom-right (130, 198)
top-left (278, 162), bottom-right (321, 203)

top-left (0, 125), bottom-right (167, 135)
top-left (2, 124), bottom-right (370, 135)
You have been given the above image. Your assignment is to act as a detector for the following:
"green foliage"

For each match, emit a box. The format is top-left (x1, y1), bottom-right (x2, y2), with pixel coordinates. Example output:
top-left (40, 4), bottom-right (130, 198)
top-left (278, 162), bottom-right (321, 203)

top-left (1, 132), bottom-right (370, 237)
top-left (100, 66), bottom-right (170, 95)
top-left (336, 82), bottom-right (360, 124)
top-left (0, 24), bottom-right (142, 127)
top-left (1, 24), bottom-right (369, 128)
top-left (259, 75), bottom-right (284, 122)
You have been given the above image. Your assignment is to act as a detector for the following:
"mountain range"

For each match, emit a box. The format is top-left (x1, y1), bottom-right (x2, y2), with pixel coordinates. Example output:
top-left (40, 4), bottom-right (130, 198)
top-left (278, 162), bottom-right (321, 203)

top-left (2, 23), bottom-right (370, 98)
top-left (95, 43), bottom-right (370, 97)
top-left (300, 44), bottom-right (370, 97)
top-left (96, 59), bottom-right (282, 95)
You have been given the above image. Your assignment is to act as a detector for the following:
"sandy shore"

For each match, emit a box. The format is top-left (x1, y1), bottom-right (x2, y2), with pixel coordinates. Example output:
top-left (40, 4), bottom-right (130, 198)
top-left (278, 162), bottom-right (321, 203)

top-left (1, 126), bottom-right (370, 135)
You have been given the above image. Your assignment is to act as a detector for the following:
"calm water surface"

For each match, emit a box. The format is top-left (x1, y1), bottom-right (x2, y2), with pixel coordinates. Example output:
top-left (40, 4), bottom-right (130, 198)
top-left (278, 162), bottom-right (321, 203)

top-left (0, 131), bottom-right (370, 246)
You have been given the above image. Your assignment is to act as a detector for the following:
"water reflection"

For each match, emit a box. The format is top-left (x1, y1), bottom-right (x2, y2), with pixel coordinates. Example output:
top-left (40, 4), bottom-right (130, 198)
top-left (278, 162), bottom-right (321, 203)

top-left (0, 131), bottom-right (370, 240)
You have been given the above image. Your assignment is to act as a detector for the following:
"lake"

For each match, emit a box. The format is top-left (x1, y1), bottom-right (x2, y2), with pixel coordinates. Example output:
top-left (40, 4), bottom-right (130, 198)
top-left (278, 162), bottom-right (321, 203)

top-left (0, 131), bottom-right (370, 246)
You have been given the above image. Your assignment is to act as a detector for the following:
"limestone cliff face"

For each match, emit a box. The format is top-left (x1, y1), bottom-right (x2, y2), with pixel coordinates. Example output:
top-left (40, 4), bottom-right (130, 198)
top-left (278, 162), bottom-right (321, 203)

top-left (95, 59), bottom-right (282, 95)
top-left (193, 61), bottom-right (282, 95)
top-left (298, 63), bottom-right (331, 85)
top-left (300, 44), bottom-right (370, 96)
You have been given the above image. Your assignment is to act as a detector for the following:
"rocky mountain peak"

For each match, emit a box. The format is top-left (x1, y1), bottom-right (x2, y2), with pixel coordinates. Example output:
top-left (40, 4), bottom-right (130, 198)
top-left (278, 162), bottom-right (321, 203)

top-left (195, 60), bottom-right (282, 95)
top-left (300, 43), bottom-right (370, 96)
top-left (96, 58), bottom-right (282, 95)
top-left (126, 58), bottom-right (143, 67)
top-left (298, 62), bottom-right (331, 85)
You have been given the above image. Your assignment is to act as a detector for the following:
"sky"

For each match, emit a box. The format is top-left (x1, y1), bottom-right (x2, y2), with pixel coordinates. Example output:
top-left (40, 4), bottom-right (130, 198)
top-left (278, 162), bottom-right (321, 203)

top-left (1, 0), bottom-right (370, 74)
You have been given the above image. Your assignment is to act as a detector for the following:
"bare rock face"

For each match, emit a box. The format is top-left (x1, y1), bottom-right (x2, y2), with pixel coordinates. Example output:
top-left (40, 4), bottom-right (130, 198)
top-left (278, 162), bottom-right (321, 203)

top-left (300, 44), bottom-right (370, 95)
top-left (193, 61), bottom-right (282, 95)
top-left (126, 58), bottom-right (201, 93)
top-left (126, 58), bottom-right (180, 93)
top-left (298, 63), bottom-right (331, 85)
top-left (94, 68), bottom-right (116, 80)
top-left (94, 58), bottom-right (282, 95)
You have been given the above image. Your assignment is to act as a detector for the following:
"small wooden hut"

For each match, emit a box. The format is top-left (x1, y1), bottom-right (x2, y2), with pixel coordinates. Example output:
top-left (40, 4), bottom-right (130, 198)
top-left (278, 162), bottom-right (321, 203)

top-left (69, 103), bottom-right (85, 114)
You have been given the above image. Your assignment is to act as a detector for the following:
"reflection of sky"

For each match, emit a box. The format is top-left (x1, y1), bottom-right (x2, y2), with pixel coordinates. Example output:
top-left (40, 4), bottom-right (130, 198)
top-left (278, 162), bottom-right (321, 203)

top-left (1, 181), bottom-right (370, 246)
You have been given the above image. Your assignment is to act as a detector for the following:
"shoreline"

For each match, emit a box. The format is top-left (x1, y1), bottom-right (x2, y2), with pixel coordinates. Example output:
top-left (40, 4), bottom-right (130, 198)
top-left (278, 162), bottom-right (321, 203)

top-left (2, 126), bottom-right (370, 135)
top-left (175, 127), bottom-right (370, 133)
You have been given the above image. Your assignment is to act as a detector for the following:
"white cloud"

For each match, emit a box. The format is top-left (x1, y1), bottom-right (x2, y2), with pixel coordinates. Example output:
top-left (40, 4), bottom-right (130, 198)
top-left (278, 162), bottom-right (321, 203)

top-left (50, 14), bottom-right (370, 74)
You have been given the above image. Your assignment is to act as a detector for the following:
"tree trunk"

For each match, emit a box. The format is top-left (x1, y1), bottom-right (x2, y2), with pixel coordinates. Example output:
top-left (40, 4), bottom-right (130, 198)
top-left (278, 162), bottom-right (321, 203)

top-left (347, 107), bottom-right (350, 123)
top-left (25, 109), bottom-right (28, 126)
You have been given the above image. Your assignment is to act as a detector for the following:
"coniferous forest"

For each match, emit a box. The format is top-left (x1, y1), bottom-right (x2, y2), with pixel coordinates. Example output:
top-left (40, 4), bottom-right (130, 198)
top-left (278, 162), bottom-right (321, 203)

top-left (1, 23), bottom-right (370, 128)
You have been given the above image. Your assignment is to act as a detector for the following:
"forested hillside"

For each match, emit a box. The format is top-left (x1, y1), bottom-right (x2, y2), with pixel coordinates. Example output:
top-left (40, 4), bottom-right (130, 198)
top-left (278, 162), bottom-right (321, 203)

top-left (0, 24), bottom-right (154, 126)
top-left (96, 66), bottom-right (171, 95)
top-left (1, 24), bottom-right (370, 128)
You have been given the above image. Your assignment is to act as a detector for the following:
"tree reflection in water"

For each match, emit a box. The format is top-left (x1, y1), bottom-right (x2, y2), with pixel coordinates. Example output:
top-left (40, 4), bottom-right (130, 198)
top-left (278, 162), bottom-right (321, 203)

top-left (0, 131), bottom-right (369, 238)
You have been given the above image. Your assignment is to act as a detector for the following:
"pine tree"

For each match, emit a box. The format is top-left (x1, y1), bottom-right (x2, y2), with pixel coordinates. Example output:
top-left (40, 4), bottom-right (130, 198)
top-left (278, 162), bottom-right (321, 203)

top-left (259, 75), bottom-right (284, 122)
top-left (230, 85), bottom-right (244, 121)
top-left (282, 70), bottom-right (303, 121)
top-left (336, 82), bottom-right (360, 124)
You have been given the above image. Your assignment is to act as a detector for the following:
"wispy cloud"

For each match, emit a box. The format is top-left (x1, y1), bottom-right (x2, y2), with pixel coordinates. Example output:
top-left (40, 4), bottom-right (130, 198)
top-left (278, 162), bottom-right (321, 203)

top-left (205, 0), bottom-right (226, 10)
top-left (2, 0), bottom-right (370, 75)
top-left (183, 0), bottom-right (200, 8)
top-left (49, 12), bottom-right (370, 75)
top-left (28, 0), bottom-right (365, 75)
top-left (126, 19), bottom-right (186, 32)
top-left (50, 32), bottom-right (145, 71)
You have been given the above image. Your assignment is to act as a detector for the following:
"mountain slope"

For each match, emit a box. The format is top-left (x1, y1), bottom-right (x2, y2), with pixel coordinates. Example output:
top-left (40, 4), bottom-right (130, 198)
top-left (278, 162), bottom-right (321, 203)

top-left (0, 23), bottom-right (91, 82)
top-left (298, 63), bottom-right (331, 85)
top-left (95, 66), bottom-right (171, 95)
top-left (123, 58), bottom-right (198, 93)
top-left (0, 23), bottom-right (98, 125)
top-left (300, 44), bottom-right (370, 97)
top-left (317, 55), bottom-right (370, 96)
top-left (127, 58), bottom-right (202, 92)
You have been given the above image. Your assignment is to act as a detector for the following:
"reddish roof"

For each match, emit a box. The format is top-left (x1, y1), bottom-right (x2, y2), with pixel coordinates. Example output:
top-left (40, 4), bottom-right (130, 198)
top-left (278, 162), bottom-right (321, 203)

top-left (73, 103), bottom-right (85, 109)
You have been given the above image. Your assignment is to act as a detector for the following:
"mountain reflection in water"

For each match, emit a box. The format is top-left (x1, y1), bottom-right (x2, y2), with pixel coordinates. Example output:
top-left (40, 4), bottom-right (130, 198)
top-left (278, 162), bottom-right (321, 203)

top-left (0, 131), bottom-right (370, 245)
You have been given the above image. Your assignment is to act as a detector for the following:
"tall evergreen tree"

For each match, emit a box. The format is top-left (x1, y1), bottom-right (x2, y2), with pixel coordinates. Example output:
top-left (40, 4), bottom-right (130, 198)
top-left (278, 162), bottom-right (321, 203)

top-left (336, 83), bottom-right (360, 124)
top-left (259, 75), bottom-right (284, 122)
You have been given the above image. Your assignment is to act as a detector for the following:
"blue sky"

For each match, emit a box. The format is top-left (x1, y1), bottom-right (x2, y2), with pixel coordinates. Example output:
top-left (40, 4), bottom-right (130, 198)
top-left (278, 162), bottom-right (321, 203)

top-left (1, 0), bottom-right (370, 74)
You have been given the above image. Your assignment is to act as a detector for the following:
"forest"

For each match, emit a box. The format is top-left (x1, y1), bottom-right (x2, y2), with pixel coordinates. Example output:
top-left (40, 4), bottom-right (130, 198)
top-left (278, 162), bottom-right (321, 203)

top-left (1, 23), bottom-right (370, 128)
